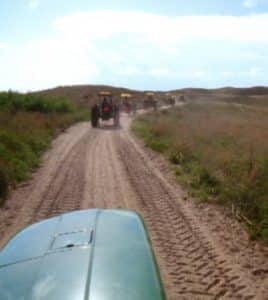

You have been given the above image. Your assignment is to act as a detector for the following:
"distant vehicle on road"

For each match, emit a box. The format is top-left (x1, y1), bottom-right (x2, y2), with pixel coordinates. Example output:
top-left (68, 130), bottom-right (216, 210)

top-left (0, 209), bottom-right (166, 300)
top-left (165, 93), bottom-right (176, 106)
top-left (91, 91), bottom-right (120, 128)
top-left (143, 92), bottom-right (157, 110)
top-left (178, 94), bottom-right (186, 103)
top-left (121, 93), bottom-right (133, 114)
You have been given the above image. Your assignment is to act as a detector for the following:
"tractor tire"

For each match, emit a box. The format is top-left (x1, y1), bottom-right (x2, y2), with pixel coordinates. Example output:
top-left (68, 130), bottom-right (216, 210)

top-left (91, 116), bottom-right (99, 128)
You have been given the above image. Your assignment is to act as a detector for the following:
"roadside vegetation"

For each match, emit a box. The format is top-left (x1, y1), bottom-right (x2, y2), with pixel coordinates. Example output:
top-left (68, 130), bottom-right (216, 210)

top-left (0, 91), bottom-right (89, 205)
top-left (133, 101), bottom-right (268, 243)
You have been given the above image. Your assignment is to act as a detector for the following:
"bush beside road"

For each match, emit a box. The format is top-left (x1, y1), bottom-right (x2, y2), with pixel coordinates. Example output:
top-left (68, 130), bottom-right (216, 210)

top-left (0, 91), bottom-right (89, 205)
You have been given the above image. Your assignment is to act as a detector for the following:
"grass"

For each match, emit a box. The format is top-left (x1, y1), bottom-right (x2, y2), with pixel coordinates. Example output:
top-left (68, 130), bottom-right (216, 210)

top-left (219, 95), bottom-right (268, 108)
top-left (0, 92), bottom-right (89, 205)
top-left (133, 102), bottom-right (268, 243)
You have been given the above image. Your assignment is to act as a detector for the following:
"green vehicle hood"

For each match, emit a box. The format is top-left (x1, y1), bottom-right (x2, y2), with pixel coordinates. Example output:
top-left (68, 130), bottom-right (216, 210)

top-left (0, 209), bottom-right (165, 300)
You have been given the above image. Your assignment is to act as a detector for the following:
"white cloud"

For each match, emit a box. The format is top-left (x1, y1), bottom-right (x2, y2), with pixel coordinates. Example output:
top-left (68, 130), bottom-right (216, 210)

top-left (118, 67), bottom-right (143, 76)
top-left (1, 10), bottom-right (268, 91)
top-left (192, 70), bottom-right (208, 79)
top-left (0, 37), bottom-right (100, 91)
top-left (222, 71), bottom-right (236, 78)
top-left (0, 43), bottom-right (8, 49)
top-left (244, 67), bottom-right (264, 77)
top-left (243, 0), bottom-right (258, 8)
top-left (28, 0), bottom-right (40, 9)
top-left (148, 68), bottom-right (175, 78)
top-left (54, 11), bottom-right (268, 44)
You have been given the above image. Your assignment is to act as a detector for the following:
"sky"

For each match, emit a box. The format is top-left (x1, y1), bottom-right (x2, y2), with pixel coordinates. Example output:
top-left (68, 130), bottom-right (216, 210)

top-left (0, 0), bottom-right (268, 91)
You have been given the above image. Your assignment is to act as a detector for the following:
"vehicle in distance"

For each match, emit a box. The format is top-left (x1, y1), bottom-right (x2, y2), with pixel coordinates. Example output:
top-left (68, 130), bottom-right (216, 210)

top-left (0, 209), bottom-right (166, 300)
top-left (91, 92), bottom-right (120, 128)
top-left (143, 92), bottom-right (157, 110)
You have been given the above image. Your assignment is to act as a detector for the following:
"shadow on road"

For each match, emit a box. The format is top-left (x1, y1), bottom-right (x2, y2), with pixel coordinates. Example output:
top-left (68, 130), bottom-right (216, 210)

top-left (96, 124), bottom-right (122, 131)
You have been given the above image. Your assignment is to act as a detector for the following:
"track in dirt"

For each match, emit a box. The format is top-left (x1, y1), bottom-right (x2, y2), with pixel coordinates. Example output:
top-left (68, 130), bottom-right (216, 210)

top-left (0, 113), bottom-right (268, 299)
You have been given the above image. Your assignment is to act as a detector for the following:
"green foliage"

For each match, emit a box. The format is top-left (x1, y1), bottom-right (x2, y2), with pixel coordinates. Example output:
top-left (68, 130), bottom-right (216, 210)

top-left (0, 91), bottom-right (75, 114)
top-left (0, 166), bottom-right (8, 205)
top-left (0, 91), bottom-right (90, 206)
top-left (261, 228), bottom-right (268, 244)
top-left (132, 116), bottom-right (172, 153)
top-left (169, 143), bottom-right (195, 165)
top-left (147, 138), bottom-right (168, 153)
top-left (0, 131), bottom-right (39, 181)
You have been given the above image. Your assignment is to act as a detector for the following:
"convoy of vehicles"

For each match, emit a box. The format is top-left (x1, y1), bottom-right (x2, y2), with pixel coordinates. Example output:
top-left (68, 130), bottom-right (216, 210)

top-left (90, 90), bottom-right (181, 128)
top-left (143, 92), bottom-right (157, 110)
top-left (0, 209), bottom-right (166, 300)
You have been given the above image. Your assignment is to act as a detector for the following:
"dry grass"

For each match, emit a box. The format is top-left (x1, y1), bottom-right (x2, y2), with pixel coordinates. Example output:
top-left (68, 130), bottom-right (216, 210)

top-left (133, 102), bottom-right (268, 242)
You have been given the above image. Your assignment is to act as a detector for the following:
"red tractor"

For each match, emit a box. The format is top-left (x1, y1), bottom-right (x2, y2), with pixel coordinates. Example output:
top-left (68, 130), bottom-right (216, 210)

top-left (91, 91), bottom-right (120, 128)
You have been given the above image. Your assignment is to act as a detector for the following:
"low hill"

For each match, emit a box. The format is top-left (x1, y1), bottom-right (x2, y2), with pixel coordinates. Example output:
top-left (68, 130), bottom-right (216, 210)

top-left (214, 86), bottom-right (268, 96)
top-left (169, 86), bottom-right (268, 106)
top-left (33, 84), bottom-right (268, 107)
top-left (35, 85), bottom-right (147, 107)
top-left (171, 86), bottom-right (268, 96)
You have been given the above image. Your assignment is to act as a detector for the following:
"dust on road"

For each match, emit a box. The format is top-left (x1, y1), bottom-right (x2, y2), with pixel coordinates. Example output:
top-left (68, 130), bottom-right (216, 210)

top-left (0, 113), bottom-right (268, 299)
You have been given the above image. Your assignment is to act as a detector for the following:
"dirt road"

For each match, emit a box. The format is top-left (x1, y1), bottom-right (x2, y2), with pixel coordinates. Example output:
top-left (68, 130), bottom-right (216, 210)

top-left (1, 113), bottom-right (268, 299)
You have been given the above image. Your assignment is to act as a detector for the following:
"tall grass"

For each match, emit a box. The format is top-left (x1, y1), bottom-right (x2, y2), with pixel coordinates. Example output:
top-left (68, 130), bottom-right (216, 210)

top-left (0, 92), bottom-right (89, 205)
top-left (133, 102), bottom-right (268, 243)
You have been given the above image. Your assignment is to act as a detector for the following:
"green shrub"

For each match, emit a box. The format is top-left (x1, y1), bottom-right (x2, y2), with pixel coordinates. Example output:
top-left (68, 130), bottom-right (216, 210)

top-left (0, 166), bottom-right (8, 204)
top-left (261, 228), bottom-right (268, 243)
top-left (169, 143), bottom-right (194, 165)
top-left (24, 134), bottom-right (51, 155)
top-left (0, 91), bottom-right (75, 114)
top-left (0, 91), bottom-right (90, 206)
top-left (0, 131), bottom-right (38, 167)
top-left (147, 137), bottom-right (170, 153)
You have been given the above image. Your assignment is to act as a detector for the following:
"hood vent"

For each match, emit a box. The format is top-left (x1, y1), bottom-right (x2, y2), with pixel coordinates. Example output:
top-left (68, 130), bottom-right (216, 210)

top-left (50, 228), bottom-right (93, 251)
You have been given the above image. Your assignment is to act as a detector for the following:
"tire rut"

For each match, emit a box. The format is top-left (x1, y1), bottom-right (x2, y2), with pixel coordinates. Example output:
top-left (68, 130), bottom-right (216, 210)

top-left (1, 115), bottom-right (268, 300)
top-left (31, 131), bottom-right (93, 222)
top-left (117, 133), bottom-right (262, 300)
top-left (0, 123), bottom-right (90, 248)
top-left (82, 128), bottom-right (136, 210)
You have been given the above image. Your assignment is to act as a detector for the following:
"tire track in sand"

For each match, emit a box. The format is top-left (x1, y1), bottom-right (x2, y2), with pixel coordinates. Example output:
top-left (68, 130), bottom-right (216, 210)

top-left (0, 122), bottom-right (90, 248)
top-left (31, 130), bottom-right (97, 222)
top-left (116, 124), bottom-right (267, 300)
top-left (82, 126), bottom-right (138, 210)
top-left (1, 114), bottom-right (268, 299)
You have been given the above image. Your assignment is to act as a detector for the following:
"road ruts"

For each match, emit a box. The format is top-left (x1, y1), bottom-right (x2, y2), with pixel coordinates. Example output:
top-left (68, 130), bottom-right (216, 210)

top-left (31, 130), bottom-right (95, 222)
top-left (1, 113), bottom-right (268, 300)
top-left (117, 133), bottom-right (263, 300)
top-left (0, 122), bottom-right (91, 248)
top-left (82, 127), bottom-right (138, 210)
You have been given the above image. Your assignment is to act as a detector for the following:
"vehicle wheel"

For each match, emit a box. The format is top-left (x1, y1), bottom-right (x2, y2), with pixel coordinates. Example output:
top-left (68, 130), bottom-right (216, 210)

top-left (91, 117), bottom-right (98, 128)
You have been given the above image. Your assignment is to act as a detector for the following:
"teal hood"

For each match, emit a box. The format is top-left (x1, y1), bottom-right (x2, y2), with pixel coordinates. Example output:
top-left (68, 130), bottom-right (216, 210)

top-left (0, 209), bottom-right (165, 300)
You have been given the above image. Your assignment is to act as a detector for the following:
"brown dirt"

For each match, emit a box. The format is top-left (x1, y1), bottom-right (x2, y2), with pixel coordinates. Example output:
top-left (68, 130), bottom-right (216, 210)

top-left (0, 113), bottom-right (268, 299)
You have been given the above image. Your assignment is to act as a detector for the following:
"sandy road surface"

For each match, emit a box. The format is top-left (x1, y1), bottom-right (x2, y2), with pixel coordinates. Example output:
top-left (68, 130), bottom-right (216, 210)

top-left (1, 113), bottom-right (268, 299)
